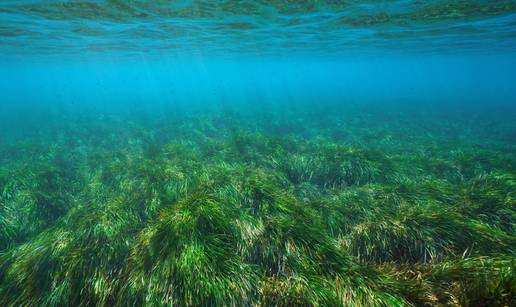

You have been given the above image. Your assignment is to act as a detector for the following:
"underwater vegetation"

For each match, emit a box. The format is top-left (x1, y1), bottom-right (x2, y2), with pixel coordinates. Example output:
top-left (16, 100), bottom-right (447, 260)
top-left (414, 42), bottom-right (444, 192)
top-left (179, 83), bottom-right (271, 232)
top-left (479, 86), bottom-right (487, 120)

top-left (0, 105), bottom-right (514, 306)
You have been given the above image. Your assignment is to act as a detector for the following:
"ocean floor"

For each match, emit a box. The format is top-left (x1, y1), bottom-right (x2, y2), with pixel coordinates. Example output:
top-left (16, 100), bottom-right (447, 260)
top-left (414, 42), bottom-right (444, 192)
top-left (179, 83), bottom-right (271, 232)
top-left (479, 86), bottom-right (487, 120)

top-left (0, 104), bottom-right (514, 306)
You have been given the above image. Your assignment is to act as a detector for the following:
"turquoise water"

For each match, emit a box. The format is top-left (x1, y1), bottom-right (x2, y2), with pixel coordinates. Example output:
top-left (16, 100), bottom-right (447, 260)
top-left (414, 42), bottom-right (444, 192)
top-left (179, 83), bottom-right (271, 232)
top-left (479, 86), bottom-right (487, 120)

top-left (2, 1), bottom-right (516, 55)
top-left (2, 1), bottom-right (516, 112)
top-left (0, 1), bottom-right (515, 306)
top-left (1, 1), bottom-right (516, 115)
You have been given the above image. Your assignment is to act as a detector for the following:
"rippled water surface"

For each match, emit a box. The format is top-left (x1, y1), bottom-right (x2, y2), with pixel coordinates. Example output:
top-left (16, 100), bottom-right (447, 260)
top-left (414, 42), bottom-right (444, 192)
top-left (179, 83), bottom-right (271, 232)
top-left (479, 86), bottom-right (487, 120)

top-left (1, 2), bottom-right (516, 307)
top-left (1, 0), bottom-right (516, 56)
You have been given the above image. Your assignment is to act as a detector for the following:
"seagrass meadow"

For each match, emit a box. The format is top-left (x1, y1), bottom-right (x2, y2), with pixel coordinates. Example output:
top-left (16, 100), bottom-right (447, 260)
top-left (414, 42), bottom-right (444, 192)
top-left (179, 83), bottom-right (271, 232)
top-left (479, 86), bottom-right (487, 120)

top-left (1, 0), bottom-right (516, 306)
top-left (0, 103), bottom-right (514, 306)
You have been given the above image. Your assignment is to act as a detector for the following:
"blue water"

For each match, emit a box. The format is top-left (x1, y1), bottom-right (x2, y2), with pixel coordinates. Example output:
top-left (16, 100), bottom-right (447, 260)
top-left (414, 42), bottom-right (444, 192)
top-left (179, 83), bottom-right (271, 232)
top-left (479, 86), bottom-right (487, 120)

top-left (0, 1), bottom-right (515, 150)
top-left (1, 1), bottom-right (516, 113)
top-left (1, 2), bottom-right (516, 306)
top-left (2, 1), bottom-right (516, 56)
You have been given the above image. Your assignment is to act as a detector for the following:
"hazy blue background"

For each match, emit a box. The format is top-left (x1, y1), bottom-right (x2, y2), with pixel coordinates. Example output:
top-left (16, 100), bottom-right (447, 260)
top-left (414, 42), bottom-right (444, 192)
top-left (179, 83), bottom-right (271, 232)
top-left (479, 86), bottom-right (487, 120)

top-left (2, 54), bottom-right (516, 111)
top-left (0, 1), bottom-right (515, 116)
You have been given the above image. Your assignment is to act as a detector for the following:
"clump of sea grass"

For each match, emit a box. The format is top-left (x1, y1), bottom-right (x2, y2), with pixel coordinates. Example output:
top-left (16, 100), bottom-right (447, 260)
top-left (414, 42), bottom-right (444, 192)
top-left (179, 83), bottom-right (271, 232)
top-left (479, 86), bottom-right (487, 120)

top-left (126, 191), bottom-right (258, 306)
top-left (383, 256), bottom-right (516, 306)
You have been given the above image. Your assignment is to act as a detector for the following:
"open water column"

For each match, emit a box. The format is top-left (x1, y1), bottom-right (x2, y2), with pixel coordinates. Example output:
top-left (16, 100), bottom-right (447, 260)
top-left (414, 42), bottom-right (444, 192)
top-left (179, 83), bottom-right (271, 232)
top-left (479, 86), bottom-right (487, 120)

top-left (0, 1), bottom-right (515, 306)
